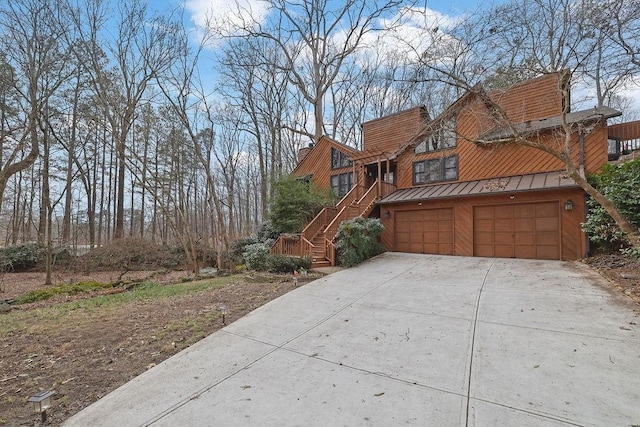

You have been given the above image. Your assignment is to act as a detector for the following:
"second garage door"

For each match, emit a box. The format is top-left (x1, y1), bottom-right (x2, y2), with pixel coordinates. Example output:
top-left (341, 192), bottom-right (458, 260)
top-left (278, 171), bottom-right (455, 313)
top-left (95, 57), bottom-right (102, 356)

top-left (473, 202), bottom-right (560, 260)
top-left (395, 208), bottom-right (453, 255)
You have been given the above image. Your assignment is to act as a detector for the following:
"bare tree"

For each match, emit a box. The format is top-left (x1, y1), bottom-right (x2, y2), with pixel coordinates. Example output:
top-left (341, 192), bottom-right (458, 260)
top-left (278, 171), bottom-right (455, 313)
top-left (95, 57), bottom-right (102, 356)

top-left (218, 36), bottom-right (295, 217)
top-left (222, 0), bottom-right (406, 144)
top-left (0, 0), bottom-right (71, 208)
top-left (68, 0), bottom-right (180, 239)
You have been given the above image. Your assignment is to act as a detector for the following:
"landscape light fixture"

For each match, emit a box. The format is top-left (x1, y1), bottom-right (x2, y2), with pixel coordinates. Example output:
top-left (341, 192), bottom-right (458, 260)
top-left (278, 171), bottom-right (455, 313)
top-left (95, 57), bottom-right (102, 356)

top-left (383, 210), bottom-right (391, 219)
top-left (220, 304), bottom-right (228, 325)
top-left (564, 199), bottom-right (573, 211)
top-left (28, 390), bottom-right (55, 425)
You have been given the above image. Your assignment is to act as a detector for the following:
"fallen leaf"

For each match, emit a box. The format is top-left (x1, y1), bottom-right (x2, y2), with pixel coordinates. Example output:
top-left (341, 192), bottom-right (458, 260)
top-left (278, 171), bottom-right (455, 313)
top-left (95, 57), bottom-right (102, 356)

top-left (241, 385), bottom-right (251, 389)
top-left (533, 364), bottom-right (540, 368)
top-left (374, 392), bottom-right (384, 397)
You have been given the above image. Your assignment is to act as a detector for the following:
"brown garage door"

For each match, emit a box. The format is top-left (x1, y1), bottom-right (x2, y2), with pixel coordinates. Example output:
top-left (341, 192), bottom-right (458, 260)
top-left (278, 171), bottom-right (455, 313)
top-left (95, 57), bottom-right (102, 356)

top-left (473, 202), bottom-right (559, 260)
top-left (395, 208), bottom-right (453, 255)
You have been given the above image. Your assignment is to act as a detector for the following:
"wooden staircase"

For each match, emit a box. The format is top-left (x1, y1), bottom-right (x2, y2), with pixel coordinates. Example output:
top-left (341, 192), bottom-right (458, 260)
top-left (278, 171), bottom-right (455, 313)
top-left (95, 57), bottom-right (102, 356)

top-left (309, 228), bottom-right (331, 268)
top-left (270, 180), bottom-right (396, 268)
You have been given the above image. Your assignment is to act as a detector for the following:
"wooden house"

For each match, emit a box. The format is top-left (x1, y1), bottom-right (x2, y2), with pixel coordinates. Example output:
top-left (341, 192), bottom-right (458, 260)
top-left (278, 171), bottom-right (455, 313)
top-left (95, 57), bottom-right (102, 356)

top-left (272, 72), bottom-right (635, 267)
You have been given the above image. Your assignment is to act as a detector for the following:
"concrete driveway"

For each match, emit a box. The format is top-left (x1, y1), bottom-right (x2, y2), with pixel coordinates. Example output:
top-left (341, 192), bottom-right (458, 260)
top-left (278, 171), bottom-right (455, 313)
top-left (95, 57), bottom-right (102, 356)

top-left (64, 253), bottom-right (640, 426)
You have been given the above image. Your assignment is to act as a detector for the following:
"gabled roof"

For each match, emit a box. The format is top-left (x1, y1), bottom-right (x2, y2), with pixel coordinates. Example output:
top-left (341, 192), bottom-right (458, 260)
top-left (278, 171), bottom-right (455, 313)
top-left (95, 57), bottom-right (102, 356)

top-left (479, 106), bottom-right (622, 142)
top-left (378, 171), bottom-right (578, 204)
top-left (391, 88), bottom-right (477, 158)
top-left (291, 135), bottom-right (359, 175)
top-left (391, 72), bottom-right (570, 158)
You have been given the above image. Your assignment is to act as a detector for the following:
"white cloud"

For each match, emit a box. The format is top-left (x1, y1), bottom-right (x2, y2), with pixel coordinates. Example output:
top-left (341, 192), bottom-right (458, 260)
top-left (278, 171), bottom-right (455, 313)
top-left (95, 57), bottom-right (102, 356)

top-left (336, 6), bottom-right (464, 69)
top-left (185, 0), bottom-right (270, 35)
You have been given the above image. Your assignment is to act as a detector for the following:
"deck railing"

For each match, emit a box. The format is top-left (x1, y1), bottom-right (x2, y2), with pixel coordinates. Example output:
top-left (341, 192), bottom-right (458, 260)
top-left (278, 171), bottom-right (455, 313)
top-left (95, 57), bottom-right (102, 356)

top-left (378, 180), bottom-right (396, 198)
top-left (270, 234), bottom-right (302, 256)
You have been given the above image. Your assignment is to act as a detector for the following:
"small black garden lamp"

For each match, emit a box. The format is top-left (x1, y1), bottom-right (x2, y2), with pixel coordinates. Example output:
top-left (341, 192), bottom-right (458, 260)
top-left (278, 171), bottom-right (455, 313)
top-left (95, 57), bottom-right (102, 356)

top-left (220, 304), bottom-right (228, 325)
top-left (28, 390), bottom-right (55, 425)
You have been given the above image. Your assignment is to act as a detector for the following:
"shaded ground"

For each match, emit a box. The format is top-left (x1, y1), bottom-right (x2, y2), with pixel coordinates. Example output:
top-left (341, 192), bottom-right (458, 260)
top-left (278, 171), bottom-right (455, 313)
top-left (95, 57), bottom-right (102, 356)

top-left (0, 254), bottom-right (638, 426)
top-left (0, 269), bottom-right (314, 426)
top-left (584, 254), bottom-right (640, 303)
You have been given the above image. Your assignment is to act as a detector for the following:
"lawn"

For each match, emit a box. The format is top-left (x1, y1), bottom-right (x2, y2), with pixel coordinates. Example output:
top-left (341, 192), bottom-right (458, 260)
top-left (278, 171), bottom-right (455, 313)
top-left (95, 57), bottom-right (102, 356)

top-left (0, 271), bottom-right (306, 425)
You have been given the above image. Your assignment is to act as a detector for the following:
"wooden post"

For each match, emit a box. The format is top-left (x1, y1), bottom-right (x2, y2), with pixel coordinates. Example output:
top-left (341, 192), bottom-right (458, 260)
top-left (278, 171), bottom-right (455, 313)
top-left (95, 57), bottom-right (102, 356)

top-left (377, 160), bottom-right (382, 197)
top-left (386, 158), bottom-right (390, 183)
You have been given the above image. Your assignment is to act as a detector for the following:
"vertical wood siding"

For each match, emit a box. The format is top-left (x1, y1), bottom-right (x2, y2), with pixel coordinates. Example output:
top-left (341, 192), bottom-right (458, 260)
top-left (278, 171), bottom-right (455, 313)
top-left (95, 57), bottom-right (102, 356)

top-left (608, 120), bottom-right (640, 140)
top-left (362, 106), bottom-right (428, 152)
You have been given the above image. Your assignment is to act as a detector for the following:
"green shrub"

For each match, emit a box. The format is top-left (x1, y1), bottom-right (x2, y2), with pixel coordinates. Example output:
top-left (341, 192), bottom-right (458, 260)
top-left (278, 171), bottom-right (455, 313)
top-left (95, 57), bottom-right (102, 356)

top-left (269, 174), bottom-right (333, 234)
top-left (267, 255), bottom-right (311, 273)
top-left (583, 159), bottom-right (640, 253)
top-left (256, 221), bottom-right (280, 242)
top-left (0, 243), bottom-right (46, 272)
top-left (230, 222), bottom-right (278, 266)
top-left (242, 242), bottom-right (271, 271)
top-left (335, 217), bottom-right (385, 267)
top-left (230, 235), bottom-right (261, 262)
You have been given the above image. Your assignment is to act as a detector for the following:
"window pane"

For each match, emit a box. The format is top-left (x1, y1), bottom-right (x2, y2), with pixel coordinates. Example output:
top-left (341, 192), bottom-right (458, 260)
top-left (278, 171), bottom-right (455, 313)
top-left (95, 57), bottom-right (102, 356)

top-left (413, 161), bottom-right (425, 184)
top-left (444, 156), bottom-right (458, 180)
top-left (426, 159), bottom-right (442, 182)
top-left (441, 115), bottom-right (457, 149)
top-left (331, 148), bottom-right (351, 168)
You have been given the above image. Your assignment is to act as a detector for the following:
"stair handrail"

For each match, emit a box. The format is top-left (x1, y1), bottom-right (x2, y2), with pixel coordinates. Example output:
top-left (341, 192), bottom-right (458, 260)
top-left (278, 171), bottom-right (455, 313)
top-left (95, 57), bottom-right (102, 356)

top-left (356, 181), bottom-right (378, 211)
top-left (325, 238), bottom-right (336, 266)
top-left (336, 184), bottom-right (363, 210)
top-left (323, 205), bottom-right (348, 243)
top-left (301, 207), bottom-right (337, 242)
top-left (300, 236), bottom-right (315, 259)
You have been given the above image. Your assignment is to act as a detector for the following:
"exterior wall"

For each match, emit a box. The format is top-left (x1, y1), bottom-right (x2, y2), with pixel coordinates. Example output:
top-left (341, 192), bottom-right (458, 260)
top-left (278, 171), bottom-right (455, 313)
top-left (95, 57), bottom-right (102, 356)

top-left (361, 106), bottom-right (428, 153)
top-left (584, 126), bottom-right (609, 173)
top-left (394, 74), bottom-right (609, 189)
top-left (488, 73), bottom-right (565, 123)
top-left (292, 137), bottom-right (356, 193)
top-left (608, 120), bottom-right (640, 140)
top-left (379, 188), bottom-right (587, 260)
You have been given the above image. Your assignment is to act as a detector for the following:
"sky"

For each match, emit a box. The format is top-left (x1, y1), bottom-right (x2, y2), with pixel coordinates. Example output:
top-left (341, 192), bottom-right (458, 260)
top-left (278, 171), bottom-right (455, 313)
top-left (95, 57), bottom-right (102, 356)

top-left (163, 0), bottom-right (638, 119)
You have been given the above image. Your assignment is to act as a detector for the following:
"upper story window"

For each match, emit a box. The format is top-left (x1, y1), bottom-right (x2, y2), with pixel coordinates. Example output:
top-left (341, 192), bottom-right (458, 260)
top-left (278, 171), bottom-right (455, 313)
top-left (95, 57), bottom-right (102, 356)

top-left (415, 114), bottom-right (457, 154)
top-left (331, 147), bottom-right (352, 169)
top-left (413, 155), bottom-right (458, 185)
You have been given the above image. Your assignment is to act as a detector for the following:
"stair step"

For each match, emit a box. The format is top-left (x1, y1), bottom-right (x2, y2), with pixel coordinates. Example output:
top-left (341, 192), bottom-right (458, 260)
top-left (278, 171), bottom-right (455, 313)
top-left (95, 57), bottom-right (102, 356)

top-left (311, 260), bottom-right (331, 268)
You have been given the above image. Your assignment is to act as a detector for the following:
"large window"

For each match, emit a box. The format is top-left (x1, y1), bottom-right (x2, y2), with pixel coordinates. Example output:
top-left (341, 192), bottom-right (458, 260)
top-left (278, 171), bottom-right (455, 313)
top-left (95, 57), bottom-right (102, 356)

top-left (413, 155), bottom-right (458, 185)
top-left (331, 147), bottom-right (352, 169)
top-left (330, 172), bottom-right (354, 197)
top-left (415, 115), bottom-right (457, 154)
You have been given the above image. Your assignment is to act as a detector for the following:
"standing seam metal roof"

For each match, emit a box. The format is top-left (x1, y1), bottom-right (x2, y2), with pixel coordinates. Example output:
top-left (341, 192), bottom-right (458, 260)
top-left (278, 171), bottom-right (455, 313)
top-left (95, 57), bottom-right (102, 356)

top-left (378, 171), bottom-right (579, 204)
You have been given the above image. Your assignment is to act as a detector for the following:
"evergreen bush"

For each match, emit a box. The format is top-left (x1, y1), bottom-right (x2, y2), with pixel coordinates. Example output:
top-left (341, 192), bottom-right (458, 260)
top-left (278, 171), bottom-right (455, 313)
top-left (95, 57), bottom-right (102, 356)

top-left (0, 243), bottom-right (46, 272)
top-left (583, 159), bottom-right (640, 253)
top-left (242, 242), bottom-right (271, 271)
top-left (267, 254), bottom-right (311, 273)
top-left (269, 174), bottom-right (333, 234)
top-left (335, 217), bottom-right (385, 267)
